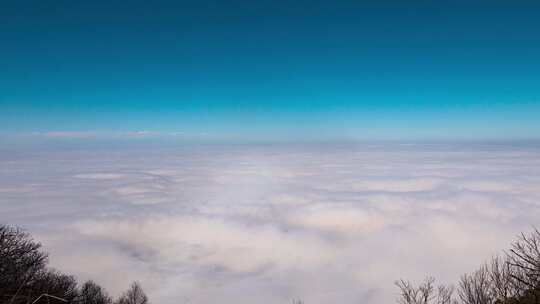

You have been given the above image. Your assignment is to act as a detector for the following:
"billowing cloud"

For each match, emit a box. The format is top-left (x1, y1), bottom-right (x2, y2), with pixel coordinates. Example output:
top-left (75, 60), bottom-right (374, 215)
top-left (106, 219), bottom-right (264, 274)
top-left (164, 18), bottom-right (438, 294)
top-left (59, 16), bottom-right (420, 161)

top-left (1, 142), bottom-right (539, 304)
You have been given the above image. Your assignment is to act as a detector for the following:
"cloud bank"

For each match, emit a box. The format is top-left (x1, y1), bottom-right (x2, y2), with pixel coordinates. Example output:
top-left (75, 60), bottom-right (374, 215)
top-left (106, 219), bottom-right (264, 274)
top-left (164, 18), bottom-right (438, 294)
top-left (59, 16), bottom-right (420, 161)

top-left (1, 142), bottom-right (540, 304)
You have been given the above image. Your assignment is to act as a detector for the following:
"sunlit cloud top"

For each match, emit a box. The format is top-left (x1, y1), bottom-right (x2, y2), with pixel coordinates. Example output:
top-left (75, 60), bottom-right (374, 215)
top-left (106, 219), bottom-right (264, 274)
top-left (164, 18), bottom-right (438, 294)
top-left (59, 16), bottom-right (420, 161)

top-left (2, 143), bottom-right (540, 304)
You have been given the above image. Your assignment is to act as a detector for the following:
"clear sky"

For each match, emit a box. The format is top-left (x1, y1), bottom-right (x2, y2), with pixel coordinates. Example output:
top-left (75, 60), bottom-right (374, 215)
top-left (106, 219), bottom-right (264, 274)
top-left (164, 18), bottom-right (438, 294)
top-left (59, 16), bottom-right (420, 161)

top-left (2, 0), bottom-right (539, 141)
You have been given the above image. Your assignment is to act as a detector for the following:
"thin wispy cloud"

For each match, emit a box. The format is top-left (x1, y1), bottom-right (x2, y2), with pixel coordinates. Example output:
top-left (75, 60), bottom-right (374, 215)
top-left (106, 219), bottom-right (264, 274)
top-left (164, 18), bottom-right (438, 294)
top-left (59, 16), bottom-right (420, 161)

top-left (0, 131), bottom-right (210, 141)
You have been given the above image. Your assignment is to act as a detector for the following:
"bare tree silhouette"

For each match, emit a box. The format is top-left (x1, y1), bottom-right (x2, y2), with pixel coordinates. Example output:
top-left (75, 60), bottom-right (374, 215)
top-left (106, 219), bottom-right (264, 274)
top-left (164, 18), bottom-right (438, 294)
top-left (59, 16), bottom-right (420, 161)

top-left (396, 277), bottom-right (455, 304)
top-left (115, 282), bottom-right (148, 304)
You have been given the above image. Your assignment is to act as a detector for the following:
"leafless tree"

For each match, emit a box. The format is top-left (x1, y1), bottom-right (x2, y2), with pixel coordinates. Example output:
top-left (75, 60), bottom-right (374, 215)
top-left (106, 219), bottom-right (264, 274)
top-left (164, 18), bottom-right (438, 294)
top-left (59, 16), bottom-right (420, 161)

top-left (115, 282), bottom-right (148, 304)
top-left (436, 285), bottom-right (455, 304)
top-left (502, 228), bottom-right (540, 303)
top-left (396, 277), bottom-right (455, 304)
top-left (396, 279), bottom-right (423, 304)
top-left (1, 224), bottom-right (152, 304)
top-left (458, 264), bottom-right (494, 304)
top-left (488, 256), bottom-right (516, 302)
top-left (397, 229), bottom-right (540, 304)
top-left (506, 229), bottom-right (540, 290)
top-left (78, 280), bottom-right (112, 304)
top-left (31, 269), bottom-right (79, 303)
top-left (0, 224), bottom-right (48, 303)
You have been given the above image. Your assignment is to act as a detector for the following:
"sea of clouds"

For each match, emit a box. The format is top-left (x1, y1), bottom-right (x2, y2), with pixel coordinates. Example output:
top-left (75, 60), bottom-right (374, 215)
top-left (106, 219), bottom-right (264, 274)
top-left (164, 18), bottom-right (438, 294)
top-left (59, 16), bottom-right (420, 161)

top-left (1, 142), bottom-right (540, 304)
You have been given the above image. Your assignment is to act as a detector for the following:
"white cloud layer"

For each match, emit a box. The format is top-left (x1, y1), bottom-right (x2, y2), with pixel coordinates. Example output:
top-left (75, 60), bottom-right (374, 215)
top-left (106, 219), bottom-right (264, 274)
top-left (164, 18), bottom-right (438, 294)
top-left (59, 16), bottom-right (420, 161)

top-left (1, 142), bottom-right (540, 304)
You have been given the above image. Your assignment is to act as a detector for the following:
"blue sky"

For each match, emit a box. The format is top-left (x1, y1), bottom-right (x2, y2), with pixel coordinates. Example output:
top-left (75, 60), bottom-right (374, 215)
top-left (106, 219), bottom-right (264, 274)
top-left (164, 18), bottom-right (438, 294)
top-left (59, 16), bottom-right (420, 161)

top-left (1, 1), bottom-right (539, 141)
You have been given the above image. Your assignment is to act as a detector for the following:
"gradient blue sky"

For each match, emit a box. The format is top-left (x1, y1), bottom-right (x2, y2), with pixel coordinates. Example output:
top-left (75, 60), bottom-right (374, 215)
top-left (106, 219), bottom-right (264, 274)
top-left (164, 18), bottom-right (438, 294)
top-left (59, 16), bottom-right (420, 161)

top-left (1, 0), bottom-right (539, 141)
